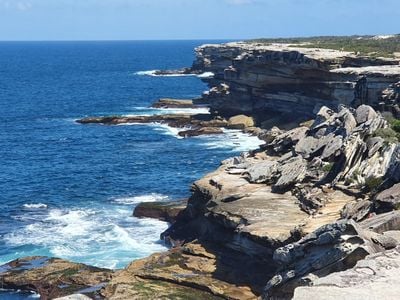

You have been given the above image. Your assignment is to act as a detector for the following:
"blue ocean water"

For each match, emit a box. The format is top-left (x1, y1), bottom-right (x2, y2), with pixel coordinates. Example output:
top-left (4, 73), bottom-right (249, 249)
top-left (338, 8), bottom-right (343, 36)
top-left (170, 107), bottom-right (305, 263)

top-left (0, 40), bottom-right (263, 298)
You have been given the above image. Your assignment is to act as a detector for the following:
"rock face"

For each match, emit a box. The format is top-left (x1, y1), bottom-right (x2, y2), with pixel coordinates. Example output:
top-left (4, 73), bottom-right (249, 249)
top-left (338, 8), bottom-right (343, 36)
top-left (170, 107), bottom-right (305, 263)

top-left (133, 199), bottom-right (188, 223)
top-left (161, 105), bottom-right (399, 299)
top-left (103, 242), bottom-right (271, 300)
top-left (264, 220), bottom-right (386, 299)
top-left (292, 246), bottom-right (400, 300)
top-left (0, 256), bottom-right (112, 299)
top-left (381, 81), bottom-right (400, 117)
top-left (194, 42), bottom-right (400, 120)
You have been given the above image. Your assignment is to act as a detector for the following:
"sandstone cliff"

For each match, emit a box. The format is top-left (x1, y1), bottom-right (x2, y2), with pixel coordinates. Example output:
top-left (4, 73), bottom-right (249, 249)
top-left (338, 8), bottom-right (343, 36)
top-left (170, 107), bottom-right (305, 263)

top-left (3, 39), bottom-right (400, 300)
top-left (193, 42), bottom-right (400, 122)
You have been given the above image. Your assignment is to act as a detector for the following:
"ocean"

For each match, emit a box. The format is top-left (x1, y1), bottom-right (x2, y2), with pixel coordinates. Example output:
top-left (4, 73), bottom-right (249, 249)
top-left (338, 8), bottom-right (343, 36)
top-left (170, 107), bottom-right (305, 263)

top-left (0, 40), bottom-right (263, 299)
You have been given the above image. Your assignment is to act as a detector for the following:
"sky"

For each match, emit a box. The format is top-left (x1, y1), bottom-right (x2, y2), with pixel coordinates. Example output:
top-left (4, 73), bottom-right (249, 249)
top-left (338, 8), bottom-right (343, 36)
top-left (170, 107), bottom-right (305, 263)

top-left (0, 0), bottom-right (399, 41)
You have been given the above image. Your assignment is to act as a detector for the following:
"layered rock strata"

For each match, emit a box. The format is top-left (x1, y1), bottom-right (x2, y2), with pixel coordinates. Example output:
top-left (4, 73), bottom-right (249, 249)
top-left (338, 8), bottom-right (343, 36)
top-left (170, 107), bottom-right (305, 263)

top-left (4, 105), bottom-right (400, 300)
top-left (193, 42), bottom-right (400, 120)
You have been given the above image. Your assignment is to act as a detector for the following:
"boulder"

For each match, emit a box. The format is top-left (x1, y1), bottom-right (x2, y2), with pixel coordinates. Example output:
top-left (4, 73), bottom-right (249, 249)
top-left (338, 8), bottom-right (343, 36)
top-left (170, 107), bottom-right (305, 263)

top-left (273, 156), bottom-right (307, 191)
top-left (227, 115), bottom-right (255, 129)
top-left (374, 183), bottom-right (400, 210)
top-left (355, 104), bottom-right (378, 124)
top-left (133, 199), bottom-right (188, 223)
top-left (245, 160), bottom-right (279, 184)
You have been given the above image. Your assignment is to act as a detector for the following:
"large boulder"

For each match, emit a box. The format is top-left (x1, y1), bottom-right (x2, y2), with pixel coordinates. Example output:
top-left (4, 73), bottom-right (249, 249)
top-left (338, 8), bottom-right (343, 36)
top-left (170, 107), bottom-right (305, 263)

top-left (375, 183), bottom-right (400, 211)
top-left (133, 199), bottom-right (188, 223)
top-left (227, 115), bottom-right (255, 129)
top-left (355, 104), bottom-right (378, 124)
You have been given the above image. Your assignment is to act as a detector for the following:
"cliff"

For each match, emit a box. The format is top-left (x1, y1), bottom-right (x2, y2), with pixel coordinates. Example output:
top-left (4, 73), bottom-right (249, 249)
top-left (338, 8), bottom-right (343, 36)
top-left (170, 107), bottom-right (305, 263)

top-left (3, 37), bottom-right (400, 300)
top-left (194, 42), bottom-right (400, 120)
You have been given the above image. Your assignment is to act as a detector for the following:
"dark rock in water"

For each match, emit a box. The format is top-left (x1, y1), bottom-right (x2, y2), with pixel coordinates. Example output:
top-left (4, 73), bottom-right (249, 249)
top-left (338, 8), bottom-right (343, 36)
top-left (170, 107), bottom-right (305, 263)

top-left (153, 67), bottom-right (201, 76)
top-left (178, 126), bottom-right (223, 137)
top-left (151, 98), bottom-right (196, 109)
top-left (133, 199), bottom-right (188, 223)
top-left (0, 256), bottom-right (112, 299)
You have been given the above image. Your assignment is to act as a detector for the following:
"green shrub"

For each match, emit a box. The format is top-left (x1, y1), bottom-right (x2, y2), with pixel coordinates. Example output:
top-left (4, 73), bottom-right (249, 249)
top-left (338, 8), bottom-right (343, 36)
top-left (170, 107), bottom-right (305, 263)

top-left (247, 35), bottom-right (400, 58)
top-left (322, 163), bottom-right (333, 172)
top-left (390, 119), bottom-right (400, 134)
top-left (373, 128), bottom-right (399, 144)
top-left (365, 176), bottom-right (383, 191)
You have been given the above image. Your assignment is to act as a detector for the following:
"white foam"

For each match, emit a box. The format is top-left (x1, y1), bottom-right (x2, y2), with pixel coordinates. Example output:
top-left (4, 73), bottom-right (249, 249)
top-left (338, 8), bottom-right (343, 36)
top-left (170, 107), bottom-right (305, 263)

top-left (151, 107), bottom-right (210, 115)
top-left (135, 70), bottom-right (214, 78)
top-left (129, 106), bottom-right (210, 116)
top-left (4, 205), bottom-right (168, 269)
top-left (150, 123), bottom-right (187, 139)
top-left (197, 72), bottom-right (215, 78)
top-left (113, 193), bottom-right (168, 205)
top-left (197, 128), bottom-right (265, 152)
top-left (22, 203), bottom-right (48, 209)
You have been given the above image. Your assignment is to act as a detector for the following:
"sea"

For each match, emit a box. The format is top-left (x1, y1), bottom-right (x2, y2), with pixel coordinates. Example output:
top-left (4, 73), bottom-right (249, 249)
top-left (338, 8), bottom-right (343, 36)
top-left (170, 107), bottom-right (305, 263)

top-left (0, 40), bottom-right (263, 299)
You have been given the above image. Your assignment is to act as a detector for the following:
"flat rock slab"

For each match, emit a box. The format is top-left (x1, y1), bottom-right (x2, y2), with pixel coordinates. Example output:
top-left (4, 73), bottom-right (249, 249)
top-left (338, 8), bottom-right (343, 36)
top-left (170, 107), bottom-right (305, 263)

top-left (103, 242), bottom-right (270, 300)
top-left (195, 159), bottom-right (355, 249)
top-left (0, 256), bottom-right (112, 299)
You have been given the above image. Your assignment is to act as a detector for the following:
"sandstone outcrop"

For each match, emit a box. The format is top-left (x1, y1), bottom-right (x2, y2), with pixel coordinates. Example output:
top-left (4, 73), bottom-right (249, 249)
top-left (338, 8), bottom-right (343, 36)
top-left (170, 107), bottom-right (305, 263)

top-left (193, 42), bottom-right (400, 121)
top-left (161, 105), bottom-right (399, 299)
top-left (102, 242), bottom-right (271, 300)
top-left (292, 245), bottom-right (400, 300)
top-left (263, 219), bottom-right (400, 299)
top-left (0, 256), bottom-right (112, 299)
top-left (133, 199), bottom-right (188, 223)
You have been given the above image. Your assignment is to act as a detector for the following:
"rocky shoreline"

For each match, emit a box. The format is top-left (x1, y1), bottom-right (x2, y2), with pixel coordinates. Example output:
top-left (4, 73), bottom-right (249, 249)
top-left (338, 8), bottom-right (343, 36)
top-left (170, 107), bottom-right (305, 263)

top-left (2, 39), bottom-right (400, 299)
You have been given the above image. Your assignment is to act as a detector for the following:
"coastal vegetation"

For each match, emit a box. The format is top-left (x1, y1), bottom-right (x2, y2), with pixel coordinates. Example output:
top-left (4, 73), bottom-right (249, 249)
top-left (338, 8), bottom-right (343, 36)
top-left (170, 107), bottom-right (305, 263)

top-left (249, 34), bottom-right (400, 57)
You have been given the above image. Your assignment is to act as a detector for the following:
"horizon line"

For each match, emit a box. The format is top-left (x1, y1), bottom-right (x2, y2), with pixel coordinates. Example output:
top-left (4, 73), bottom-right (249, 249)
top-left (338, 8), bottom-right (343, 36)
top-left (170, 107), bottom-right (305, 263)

top-left (0, 38), bottom-right (240, 43)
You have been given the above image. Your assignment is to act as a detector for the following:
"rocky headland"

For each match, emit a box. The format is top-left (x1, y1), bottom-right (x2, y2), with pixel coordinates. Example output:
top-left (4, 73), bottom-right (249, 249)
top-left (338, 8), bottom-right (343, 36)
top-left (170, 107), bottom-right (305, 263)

top-left (3, 35), bottom-right (400, 299)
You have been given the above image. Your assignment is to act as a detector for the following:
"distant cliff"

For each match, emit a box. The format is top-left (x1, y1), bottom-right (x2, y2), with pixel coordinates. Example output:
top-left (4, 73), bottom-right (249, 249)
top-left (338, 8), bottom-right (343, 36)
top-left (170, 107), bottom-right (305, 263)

top-left (193, 41), bottom-right (400, 121)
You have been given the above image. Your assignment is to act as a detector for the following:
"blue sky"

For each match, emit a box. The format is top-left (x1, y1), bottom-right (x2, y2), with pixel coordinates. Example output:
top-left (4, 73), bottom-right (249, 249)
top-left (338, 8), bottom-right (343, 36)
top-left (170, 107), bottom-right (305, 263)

top-left (0, 0), bottom-right (399, 40)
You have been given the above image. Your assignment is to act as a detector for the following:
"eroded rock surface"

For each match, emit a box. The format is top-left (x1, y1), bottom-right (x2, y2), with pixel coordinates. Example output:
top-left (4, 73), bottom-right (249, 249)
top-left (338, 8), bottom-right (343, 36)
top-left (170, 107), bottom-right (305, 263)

top-left (292, 246), bottom-right (400, 300)
top-left (195, 42), bottom-right (400, 119)
top-left (0, 256), bottom-right (112, 299)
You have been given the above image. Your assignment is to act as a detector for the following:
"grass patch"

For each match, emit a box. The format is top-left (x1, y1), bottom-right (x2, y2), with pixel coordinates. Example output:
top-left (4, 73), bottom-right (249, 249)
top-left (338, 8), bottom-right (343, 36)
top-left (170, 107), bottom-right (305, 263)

top-left (322, 163), bottom-right (333, 172)
top-left (247, 35), bottom-right (400, 58)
